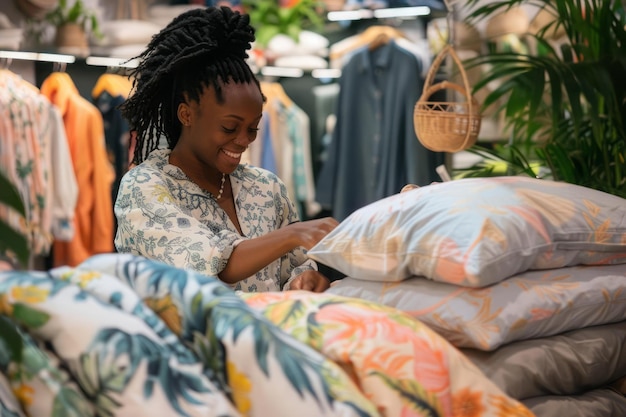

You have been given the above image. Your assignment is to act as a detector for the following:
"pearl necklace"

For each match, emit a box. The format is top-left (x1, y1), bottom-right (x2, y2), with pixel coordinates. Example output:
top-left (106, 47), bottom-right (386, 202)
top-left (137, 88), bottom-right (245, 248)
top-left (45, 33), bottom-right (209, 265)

top-left (215, 173), bottom-right (226, 200)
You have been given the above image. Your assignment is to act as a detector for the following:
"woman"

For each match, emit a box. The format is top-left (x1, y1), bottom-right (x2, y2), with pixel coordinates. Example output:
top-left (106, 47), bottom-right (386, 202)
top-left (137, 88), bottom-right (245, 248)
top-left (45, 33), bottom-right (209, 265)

top-left (115, 6), bottom-right (338, 292)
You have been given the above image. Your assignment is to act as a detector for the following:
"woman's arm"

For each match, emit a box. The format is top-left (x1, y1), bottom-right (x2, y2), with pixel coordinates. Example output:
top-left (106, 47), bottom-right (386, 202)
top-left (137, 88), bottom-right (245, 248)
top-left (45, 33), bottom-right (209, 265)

top-left (218, 217), bottom-right (338, 284)
top-left (115, 165), bottom-right (338, 286)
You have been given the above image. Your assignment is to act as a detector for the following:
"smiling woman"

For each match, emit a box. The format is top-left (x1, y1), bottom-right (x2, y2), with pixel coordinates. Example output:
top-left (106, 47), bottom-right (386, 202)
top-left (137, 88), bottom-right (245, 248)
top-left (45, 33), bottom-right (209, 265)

top-left (114, 5), bottom-right (339, 293)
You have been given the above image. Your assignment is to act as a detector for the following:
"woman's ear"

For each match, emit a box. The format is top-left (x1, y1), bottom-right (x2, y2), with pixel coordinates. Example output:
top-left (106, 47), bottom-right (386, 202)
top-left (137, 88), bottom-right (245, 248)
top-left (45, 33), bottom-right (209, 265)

top-left (177, 102), bottom-right (192, 127)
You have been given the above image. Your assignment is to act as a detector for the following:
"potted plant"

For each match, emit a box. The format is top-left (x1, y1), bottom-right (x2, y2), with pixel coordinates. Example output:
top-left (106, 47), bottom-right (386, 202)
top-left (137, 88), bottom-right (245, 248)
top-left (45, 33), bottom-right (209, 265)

top-left (45, 0), bottom-right (103, 51)
top-left (456, 0), bottom-right (626, 198)
top-left (242, 0), bottom-right (326, 47)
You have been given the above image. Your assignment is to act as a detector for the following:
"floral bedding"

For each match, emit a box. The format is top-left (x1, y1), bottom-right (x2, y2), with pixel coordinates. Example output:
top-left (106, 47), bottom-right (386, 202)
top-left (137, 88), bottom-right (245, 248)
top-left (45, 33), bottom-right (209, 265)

top-left (0, 253), bottom-right (534, 417)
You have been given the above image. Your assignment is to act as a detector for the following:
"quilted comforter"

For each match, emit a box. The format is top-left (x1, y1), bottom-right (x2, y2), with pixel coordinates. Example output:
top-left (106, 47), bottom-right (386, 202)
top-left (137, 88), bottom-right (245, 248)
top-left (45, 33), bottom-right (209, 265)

top-left (0, 253), bottom-right (533, 417)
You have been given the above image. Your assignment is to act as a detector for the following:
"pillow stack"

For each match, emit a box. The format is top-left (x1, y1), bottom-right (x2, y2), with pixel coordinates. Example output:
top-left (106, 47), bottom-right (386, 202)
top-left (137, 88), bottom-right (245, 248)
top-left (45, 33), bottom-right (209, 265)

top-left (311, 176), bottom-right (626, 350)
top-left (309, 176), bottom-right (626, 288)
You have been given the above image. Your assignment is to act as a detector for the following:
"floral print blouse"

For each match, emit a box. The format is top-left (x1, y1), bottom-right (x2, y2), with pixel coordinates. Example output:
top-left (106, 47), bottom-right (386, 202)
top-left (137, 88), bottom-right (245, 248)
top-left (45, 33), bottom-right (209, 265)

top-left (114, 149), bottom-right (316, 292)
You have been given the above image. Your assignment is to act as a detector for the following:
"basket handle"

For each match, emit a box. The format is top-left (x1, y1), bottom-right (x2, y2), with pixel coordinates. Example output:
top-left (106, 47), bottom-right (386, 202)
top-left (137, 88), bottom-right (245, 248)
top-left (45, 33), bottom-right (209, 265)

top-left (421, 81), bottom-right (468, 102)
top-left (421, 45), bottom-right (474, 113)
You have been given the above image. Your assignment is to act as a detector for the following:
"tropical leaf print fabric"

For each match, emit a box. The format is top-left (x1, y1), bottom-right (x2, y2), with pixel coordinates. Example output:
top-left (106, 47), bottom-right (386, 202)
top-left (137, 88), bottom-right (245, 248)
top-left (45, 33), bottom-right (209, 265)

top-left (79, 253), bottom-right (379, 417)
top-left (0, 267), bottom-right (238, 417)
top-left (0, 253), bottom-right (379, 417)
top-left (240, 290), bottom-right (534, 417)
top-left (0, 253), bottom-right (535, 417)
top-left (0, 373), bottom-right (25, 417)
top-left (0, 319), bottom-right (93, 417)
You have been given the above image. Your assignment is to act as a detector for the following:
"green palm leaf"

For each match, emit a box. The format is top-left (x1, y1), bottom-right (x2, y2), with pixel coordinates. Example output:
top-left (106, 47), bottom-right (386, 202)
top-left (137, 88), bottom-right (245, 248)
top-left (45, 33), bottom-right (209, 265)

top-left (213, 300), bottom-right (328, 399)
top-left (372, 371), bottom-right (442, 417)
top-left (0, 316), bottom-right (23, 364)
top-left (460, 0), bottom-right (626, 197)
top-left (0, 170), bottom-right (29, 267)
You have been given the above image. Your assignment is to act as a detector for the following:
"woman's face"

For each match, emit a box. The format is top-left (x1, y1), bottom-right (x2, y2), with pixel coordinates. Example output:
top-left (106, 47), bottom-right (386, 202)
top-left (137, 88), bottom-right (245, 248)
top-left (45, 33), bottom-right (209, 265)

top-left (177, 80), bottom-right (264, 175)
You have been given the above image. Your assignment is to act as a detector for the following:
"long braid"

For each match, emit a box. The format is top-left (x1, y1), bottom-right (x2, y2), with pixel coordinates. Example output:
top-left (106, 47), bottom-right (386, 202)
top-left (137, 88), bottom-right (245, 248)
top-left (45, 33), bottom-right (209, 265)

top-left (120, 6), bottom-right (261, 165)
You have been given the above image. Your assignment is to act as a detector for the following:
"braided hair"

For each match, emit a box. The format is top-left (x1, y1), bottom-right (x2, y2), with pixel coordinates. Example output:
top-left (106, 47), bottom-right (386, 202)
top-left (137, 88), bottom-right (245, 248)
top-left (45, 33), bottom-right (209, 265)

top-left (121, 6), bottom-right (261, 165)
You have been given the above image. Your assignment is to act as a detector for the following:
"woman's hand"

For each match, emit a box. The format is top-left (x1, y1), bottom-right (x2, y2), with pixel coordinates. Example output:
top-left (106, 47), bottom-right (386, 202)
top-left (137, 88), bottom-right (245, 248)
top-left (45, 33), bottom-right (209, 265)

top-left (219, 217), bottom-right (339, 285)
top-left (287, 217), bottom-right (339, 250)
top-left (287, 270), bottom-right (331, 292)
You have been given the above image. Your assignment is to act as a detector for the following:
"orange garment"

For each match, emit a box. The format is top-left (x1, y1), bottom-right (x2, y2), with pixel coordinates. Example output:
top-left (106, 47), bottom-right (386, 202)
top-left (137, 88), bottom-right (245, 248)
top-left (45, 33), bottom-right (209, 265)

top-left (91, 73), bottom-right (133, 99)
top-left (40, 72), bottom-right (115, 267)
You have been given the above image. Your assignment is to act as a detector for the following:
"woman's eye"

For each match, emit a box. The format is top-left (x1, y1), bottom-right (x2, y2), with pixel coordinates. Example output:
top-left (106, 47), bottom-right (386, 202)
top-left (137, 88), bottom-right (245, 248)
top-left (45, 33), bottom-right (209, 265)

top-left (222, 126), bottom-right (236, 133)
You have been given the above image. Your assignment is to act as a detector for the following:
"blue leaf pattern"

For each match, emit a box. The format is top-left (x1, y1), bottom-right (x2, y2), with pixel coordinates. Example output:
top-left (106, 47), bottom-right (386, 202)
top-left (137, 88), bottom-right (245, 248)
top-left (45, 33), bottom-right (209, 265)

top-left (114, 149), bottom-right (316, 292)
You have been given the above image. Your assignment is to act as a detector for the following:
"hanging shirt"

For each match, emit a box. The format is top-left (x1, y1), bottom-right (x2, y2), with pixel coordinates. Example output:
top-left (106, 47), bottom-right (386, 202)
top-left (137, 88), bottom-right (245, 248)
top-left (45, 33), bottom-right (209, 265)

top-left (315, 41), bottom-right (444, 221)
top-left (0, 70), bottom-right (78, 257)
top-left (40, 72), bottom-right (115, 267)
top-left (92, 89), bottom-right (131, 202)
top-left (114, 148), bottom-right (317, 292)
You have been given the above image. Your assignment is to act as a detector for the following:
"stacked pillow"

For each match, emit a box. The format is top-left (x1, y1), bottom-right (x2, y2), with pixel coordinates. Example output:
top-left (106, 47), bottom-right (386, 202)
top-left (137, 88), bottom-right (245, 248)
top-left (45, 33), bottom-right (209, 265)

top-left (309, 176), bottom-right (626, 287)
top-left (326, 264), bottom-right (626, 350)
top-left (313, 177), bottom-right (626, 351)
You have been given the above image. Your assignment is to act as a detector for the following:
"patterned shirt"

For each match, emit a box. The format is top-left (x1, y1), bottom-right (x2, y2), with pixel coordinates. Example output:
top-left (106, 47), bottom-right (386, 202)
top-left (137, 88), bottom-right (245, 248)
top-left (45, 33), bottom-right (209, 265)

top-left (114, 148), bottom-right (317, 292)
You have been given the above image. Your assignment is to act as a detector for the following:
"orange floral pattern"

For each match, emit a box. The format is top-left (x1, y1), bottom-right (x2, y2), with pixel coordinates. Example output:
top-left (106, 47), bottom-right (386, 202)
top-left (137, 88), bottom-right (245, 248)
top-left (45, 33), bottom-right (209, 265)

top-left (241, 290), bottom-right (534, 417)
top-left (328, 264), bottom-right (626, 350)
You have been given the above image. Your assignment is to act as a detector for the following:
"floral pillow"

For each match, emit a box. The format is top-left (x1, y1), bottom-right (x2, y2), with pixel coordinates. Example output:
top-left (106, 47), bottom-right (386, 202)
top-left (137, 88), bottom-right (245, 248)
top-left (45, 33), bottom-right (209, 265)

top-left (240, 290), bottom-right (534, 417)
top-left (308, 176), bottom-right (626, 287)
top-left (326, 263), bottom-right (626, 350)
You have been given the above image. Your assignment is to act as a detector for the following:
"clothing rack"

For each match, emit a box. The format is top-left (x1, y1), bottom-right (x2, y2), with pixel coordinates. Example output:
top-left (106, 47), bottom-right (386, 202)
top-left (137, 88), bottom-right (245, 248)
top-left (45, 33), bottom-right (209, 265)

top-left (0, 50), bottom-right (139, 70)
top-left (0, 50), bottom-right (76, 65)
top-left (252, 65), bottom-right (342, 81)
top-left (0, 51), bottom-right (341, 81)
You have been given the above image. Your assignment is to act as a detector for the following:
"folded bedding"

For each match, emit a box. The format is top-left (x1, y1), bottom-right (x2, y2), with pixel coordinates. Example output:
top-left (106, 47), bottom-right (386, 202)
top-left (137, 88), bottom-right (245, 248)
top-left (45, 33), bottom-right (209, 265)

top-left (326, 264), bottom-right (626, 350)
top-left (0, 253), bottom-right (534, 417)
top-left (461, 321), bottom-right (626, 399)
top-left (521, 387), bottom-right (626, 417)
top-left (241, 290), bottom-right (533, 417)
top-left (0, 254), bottom-right (376, 417)
top-left (310, 176), bottom-right (626, 415)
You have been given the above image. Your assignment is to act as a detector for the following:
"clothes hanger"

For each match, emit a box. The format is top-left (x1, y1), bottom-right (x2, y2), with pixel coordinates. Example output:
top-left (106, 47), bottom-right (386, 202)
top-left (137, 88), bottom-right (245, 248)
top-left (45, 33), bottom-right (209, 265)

top-left (0, 56), bottom-right (12, 70)
top-left (261, 81), bottom-right (293, 108)
top-left (368, 31), bottom-right (392, 51)
top-left (330, 25), bottom-right (406, 61)
top-left (92, 66), bottom-right (133, 99)
top-left (52, 61), bottom-right (67, 73)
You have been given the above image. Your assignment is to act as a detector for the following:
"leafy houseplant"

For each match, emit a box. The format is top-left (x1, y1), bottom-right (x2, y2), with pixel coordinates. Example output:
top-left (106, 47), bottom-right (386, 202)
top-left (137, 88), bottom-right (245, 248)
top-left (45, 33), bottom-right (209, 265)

top-left (242, 0), bottom-right (326, 47)
top-left (45, 0), bottom-right (103, 49)
top-left (458, 0), bottom-right (626, 198)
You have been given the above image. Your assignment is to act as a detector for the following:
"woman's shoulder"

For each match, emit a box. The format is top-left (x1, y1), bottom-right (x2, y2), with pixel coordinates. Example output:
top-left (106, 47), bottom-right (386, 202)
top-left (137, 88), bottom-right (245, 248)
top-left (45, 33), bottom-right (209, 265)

top-left (121, 149), bottom-right (172, 184)
top-left (234, 164), bottom-right (283, 185)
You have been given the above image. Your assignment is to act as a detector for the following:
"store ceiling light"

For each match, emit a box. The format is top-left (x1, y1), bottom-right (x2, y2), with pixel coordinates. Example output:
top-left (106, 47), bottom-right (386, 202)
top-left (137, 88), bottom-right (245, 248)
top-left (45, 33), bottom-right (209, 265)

top-left (373, 6), bottom-right (431, 19)
top-left (0, 50), bottom-right (75, 63)
top-left (327, 9), bottom-right (375, 21)
top-left (327, 6), bottom-right (430, 21)
top-left (312, 68), bottom-right (342, 79)
top-left (85, 56), bottom-right (139, 68)
top-left (260, 66), bottom-right (304, 78)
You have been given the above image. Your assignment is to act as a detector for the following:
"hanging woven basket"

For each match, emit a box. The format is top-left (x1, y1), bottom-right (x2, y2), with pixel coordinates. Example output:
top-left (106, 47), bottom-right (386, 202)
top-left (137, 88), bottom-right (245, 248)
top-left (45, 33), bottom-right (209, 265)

top-left (413, 44), bottom-right (481, 153)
